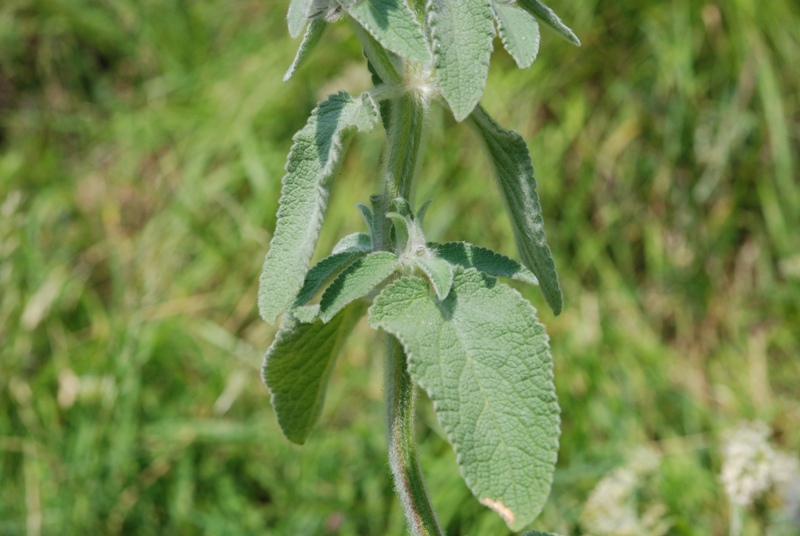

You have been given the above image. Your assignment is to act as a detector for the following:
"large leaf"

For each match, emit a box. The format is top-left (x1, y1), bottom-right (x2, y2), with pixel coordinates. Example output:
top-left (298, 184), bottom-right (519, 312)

top-left (346, 0), bottom-right (430, 64)
top-left (369, 269), bottom-right (560, 531)
top-left (427, 0), bottom-right (495, 121)
top-left (467, 105), bottom-right (562, 315)
top-left (263, 302), bottom-right (366, 444)
top-left (284, 18), bottom-right (327, 81)
top-left (258, 92), bottom-right (380, 324)
top-left (287, 0), bottom-right (313, 38)
top-left (491, 0), bottom-right (540, 69)
top-left (516, 0), bottom-right (580, 46)
top-left (319, 252), bottom-right (399, 322)
top-left (428, 241), bottom-right (539, 285)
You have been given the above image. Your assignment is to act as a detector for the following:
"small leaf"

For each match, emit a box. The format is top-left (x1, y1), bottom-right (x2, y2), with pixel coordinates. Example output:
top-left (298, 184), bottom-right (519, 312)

top-left (319, 251), bottom-right (399, 322)
top-left (369, 269), bottom-right (560, 531)
top-left (284, 18), bottom-right (327, 81)
top-left (522, 531), bottom-right (561, 536)
top-left (516, 0), bottom-right (580, 46)
top-left (491, 0), bottom-right (540, 69)
top-left (467, 105), bottom-right (562, 315)
top-left (258, 92), bottom-right (380, 325)
top-left (263, 302), bottom-right (366, 444)
top-left (287, 0), bottom-right (313, 38)
top-left (429, 241), bottom-right (539, 285)
top-left (428, 0), bottom-right (495, 121)
top-left (416, 256), bottom-right (454, 300)
top-left (294, 249), bottom-right (368, 306)
top-left (346, 0), bottom-right (430, 64)
top-left (332, 232), bottom-right (372, 254)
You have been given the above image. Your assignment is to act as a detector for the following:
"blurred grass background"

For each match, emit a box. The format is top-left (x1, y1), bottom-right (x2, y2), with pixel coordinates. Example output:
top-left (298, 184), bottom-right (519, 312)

top-left (1, 0), bottom-right (799, 534)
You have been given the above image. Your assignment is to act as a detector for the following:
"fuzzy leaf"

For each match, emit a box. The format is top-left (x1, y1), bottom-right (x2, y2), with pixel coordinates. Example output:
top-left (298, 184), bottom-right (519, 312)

top-left (287, 0), bottom-right (313, 38)
top-left (332, 232), bottom-right (372, 254)
top-left (491, 0), bottom-right (540, 69)
top-left (258, 92), bottom-right (380, 324)
top-left (522, 531), bottom-right (561, 536)
top-left (346, 0), bottom-right (430, 64)
top-left (263, 302), bottom-right (365, 444)
top-left (319, 252), bottom-right (399, 322)
top-left (429, 241), bottom-right (539, 285)
top-left (416, 256), bottom-right (454, 300)
top-left (294, 249), bottom-right (368, 306)
top-left (428, 0), bottom-right (495, 121)
top-left (516, 0), bottom-right (580, 46)
top-left (284, 18), bottom-right (327, 81)
top-left (369, 269), bottom-right (560, 531)
top-left (467, 105), bottom-right (562, 315)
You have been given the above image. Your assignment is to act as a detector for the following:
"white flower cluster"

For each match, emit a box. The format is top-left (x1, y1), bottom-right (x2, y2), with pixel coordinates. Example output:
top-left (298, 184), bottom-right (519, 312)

top-left (720, 421), bottom-right (799, 508)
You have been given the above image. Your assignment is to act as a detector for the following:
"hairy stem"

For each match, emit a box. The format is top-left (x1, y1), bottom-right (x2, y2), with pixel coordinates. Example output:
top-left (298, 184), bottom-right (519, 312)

top-left (386, 336), bottom-right (443, 536)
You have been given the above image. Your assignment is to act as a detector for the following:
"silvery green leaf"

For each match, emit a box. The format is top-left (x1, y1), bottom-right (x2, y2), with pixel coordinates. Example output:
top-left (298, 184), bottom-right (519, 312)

top-left (369, 269), bottom-right (560, 531)
top-left (491, 0), bottom-right (540, 69)
top-left (263, 302), bottom-right (365, 444)
top-left (516, 0), bottom-right (580, 46)
top-left (284, 18), bottom-right (327, 82)
top-left (429, 241), bottom-right (539, 285)
top-left (332, 232), bottom-right (372, 254)
top-left (346, 0), bottom-right (430, 64)
top-left (416, 256), bottom-right (454, 300)
top-left (294, 249), bottom-right (368, 307)
top-left (467, 105), bottom-right (562, 315)
top-left (522, 531), bottom-right (560, 536)
top-left (427, 0), bottom-right (495, 121)
top-left (258, 92), bottom-right (380, 325)
top-left (319, 251), bottom-right (399, 322)
top-left (288, 0), bottom-right (313, 38)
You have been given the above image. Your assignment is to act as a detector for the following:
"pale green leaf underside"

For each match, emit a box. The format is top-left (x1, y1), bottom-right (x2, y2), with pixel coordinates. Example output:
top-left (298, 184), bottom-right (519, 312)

top-left (369, 269), bottom-right (559, 531)
top-left (467, 105), bottom-right (562, 315)
top-left (287, 0), bottom-right (313, 38)
top-left (428, 0), bottom-right (495, 121)
top-left (428, 241), bottom-right (539, 286)
top-left (346, 0), bottom-right (430, 64)
top-left (284, 18), bottom-right (327, 81)
top-left (258, 92), bottom-right (380, 325)
top-left (516, 0), bottom-right (580, 46)
top-left (263, 302), bottom-right (365, 444)
top-left (416, 255), bottom-right (454, 300)
top-left (491, 0), bottom-right (540, 69)
top-left (332, 232), bottom-right (372, 254)
top-left (294, 249), bottom-right (367, 307)
top-left (320, 251), bottom-right (399, 322)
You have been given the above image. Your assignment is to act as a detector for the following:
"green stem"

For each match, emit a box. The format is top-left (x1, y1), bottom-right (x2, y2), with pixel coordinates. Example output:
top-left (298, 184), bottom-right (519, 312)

top-left (386, 336), bottom-right (444, 536)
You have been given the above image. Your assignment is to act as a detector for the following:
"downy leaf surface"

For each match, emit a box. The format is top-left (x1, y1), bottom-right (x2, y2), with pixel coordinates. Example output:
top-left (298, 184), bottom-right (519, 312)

top-left (416, 255), bottom-right (454, 300)
top-left (332, 232), bottom-right (372, 254)
top-left (516, 0), bottom-right (580, 46)
top-left (319, 251), bottom-right (399, 322)
top-left (263, 302), bottom-right (366, 444)
top-left (427, 0), bottom-right (495, 121)
top-left (369, 269), bottom-right (560, 531)
top-left (287, 0), bottom-right (313, 38)
top-left (284, 18), bottom-right (327, 81)
top-left (258, 92), bottom-right (380, 324)
top-left (346, 0), bottom-right (430, 64)
top-left (294, 249), bottom-right (368, 307)
top-left (491, 0), bottom-right (540, 69)
top-left (467, 105), bottom-right (562, 315)
top-left (428, 241), bottom-right (539, 285)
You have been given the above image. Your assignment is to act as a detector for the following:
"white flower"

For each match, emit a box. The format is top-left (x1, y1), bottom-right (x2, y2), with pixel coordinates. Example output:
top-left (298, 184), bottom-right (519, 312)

top-left (720, 421), bottom-right (775, 507)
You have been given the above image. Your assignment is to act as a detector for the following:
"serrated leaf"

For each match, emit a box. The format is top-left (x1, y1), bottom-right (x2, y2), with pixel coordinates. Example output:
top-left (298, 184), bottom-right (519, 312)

top-left (428, 0), bottom-right (495, 121)
top-left (284, 18), bottom-right (327, 81)
top-left (369, 269), bottom-right (560, 531)
top-left (416, 255), bottom-right (454, 300)
top-left (429, 241), bottom-right (539, 285)
top-left (346, 0), bottom-right (430, 64)
top-left (467, 105), bottom-right (562, 315)
top-left (516, 0), bottom-right (580, 46)
top-left (258, 92), bottom-right (380, 325)
top-left (332, 232), bottom-right (372, 254)
top-left (263, 302), bottom-right (365, 444)
top-left (491, 0), bottom-right (540, 69)
top-left (288, 0), bottom-right (313, 38)
top-left (319, 252), bottom-right (399, 322)
top-left (294, 249), bottom-right (368, 306)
